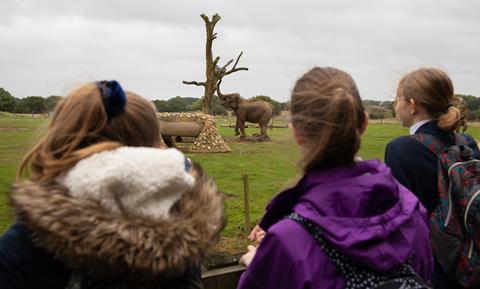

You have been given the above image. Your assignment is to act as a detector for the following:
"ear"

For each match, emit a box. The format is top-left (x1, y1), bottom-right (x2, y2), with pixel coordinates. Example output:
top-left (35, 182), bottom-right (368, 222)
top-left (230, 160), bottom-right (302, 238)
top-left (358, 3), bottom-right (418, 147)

top-left (409, 98), bottom-right (417, 115)
top-left (359, 110), bottom-right (369, 135)
top-left (289, 123), bottom-right (305, 146)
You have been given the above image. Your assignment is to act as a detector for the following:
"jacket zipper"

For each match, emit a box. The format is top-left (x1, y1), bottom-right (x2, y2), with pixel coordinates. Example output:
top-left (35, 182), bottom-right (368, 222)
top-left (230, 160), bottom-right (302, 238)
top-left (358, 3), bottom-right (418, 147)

top-left (464, 189), bottom-right (480, 233)
top-left (468, 239), bottom-right (475, 259)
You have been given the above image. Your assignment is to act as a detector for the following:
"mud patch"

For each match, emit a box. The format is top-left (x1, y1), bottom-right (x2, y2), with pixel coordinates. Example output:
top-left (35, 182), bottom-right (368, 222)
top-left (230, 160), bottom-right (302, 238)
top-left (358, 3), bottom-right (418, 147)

top-left (223, 192), bottom-right (238, 199)
top-left (225, 135), bottom-right (270, 143)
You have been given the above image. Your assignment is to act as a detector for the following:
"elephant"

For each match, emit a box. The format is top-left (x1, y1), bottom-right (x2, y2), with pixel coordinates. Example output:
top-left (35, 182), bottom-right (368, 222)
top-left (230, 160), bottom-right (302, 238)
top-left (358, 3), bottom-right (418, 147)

top-left (217, 79), bottom-right (273, 139)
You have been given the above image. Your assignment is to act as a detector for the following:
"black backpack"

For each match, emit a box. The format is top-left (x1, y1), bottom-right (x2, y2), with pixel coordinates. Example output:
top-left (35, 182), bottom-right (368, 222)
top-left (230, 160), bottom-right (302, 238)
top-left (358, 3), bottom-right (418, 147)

top-left (287, 213), bottom-right (431, 289)
top-left (411, 133), bottom-right (480, 287)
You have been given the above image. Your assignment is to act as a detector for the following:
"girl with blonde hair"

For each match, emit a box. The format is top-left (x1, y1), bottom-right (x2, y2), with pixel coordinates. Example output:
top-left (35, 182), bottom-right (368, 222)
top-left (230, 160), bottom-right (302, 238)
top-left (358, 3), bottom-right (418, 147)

top-left (386, 68), bottom-right (480, 289)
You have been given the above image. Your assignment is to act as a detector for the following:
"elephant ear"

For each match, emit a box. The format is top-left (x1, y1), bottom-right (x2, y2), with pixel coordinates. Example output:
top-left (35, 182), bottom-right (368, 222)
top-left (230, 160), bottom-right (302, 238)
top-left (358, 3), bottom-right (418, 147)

top-left (234, 94), bottom-right (241, 103)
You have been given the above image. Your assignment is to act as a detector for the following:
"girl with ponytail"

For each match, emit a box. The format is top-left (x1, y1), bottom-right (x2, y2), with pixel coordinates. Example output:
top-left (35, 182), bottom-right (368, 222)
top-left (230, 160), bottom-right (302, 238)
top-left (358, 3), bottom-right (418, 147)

top-left (385, 68), bottom-right (480, 289)
top-left (237, 67), bottom-right (433, 289)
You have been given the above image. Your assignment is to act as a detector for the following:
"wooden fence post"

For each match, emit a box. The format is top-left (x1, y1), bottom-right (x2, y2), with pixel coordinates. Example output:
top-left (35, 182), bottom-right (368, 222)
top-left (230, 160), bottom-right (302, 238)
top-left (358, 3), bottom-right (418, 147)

top-left (241, 174), bottom-right (251, 233)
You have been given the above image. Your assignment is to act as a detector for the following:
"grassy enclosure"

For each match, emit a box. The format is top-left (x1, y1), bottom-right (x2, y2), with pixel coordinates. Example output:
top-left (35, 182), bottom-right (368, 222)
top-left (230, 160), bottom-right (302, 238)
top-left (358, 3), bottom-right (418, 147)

top-left (1, 113), bottom-right (480, 254)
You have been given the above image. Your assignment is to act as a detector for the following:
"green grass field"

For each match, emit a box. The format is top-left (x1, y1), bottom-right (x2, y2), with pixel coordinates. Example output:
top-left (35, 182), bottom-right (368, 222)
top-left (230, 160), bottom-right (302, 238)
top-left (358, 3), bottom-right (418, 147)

top-left (2, 114), bottom-right (480, 253)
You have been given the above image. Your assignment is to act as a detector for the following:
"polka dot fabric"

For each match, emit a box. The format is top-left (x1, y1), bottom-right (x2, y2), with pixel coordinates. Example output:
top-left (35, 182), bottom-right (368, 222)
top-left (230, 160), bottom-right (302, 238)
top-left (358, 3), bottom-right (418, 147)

top-left (286, 213), bottom-right (431, 289)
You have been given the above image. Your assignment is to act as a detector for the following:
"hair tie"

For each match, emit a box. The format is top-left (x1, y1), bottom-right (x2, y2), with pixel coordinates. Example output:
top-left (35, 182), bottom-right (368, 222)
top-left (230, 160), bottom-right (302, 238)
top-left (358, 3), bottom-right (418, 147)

top-left (96, 80), bottom-right (127, 119)
top-left (443, 104), bottom-right (454, 113)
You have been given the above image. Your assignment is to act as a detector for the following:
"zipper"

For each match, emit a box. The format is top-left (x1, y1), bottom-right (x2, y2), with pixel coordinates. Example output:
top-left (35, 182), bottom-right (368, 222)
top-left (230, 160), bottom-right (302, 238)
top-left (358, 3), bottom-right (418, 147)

top-left (464, 189), bottom-right (480, 233)
top-left (445, 160), bottom-right (480, 227)
top-left (468, 239), bottom-right (474, 259)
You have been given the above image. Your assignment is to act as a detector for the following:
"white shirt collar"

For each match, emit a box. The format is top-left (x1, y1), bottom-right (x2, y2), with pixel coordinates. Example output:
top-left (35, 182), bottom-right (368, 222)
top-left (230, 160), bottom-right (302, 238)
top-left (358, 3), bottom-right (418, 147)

top-left (410, 119), bottom-right (432, 135)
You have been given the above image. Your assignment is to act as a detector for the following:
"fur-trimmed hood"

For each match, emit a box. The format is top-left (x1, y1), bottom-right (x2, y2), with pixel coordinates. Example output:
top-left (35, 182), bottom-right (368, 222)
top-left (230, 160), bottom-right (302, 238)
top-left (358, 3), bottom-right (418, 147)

top-left (10, 164), bottom-right (224, 280)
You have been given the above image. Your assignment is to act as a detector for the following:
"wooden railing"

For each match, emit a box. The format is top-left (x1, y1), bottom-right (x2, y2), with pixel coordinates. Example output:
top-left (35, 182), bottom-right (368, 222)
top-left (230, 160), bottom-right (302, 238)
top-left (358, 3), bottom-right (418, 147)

top-left (202, 265), bottom-right (245, 289)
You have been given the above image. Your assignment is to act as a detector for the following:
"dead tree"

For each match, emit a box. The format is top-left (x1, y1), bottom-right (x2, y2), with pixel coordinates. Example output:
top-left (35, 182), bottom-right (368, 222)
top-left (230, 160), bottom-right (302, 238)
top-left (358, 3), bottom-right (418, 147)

top-left (183, 13), bottom-right (248, 115)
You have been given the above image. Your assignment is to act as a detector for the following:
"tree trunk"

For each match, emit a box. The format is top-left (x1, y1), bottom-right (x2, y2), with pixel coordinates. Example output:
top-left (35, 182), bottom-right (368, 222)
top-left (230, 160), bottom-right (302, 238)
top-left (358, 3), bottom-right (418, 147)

top-left (201, 14), bottom-right (220, 115)
top-left (183, 14), bottom-right (247, 115)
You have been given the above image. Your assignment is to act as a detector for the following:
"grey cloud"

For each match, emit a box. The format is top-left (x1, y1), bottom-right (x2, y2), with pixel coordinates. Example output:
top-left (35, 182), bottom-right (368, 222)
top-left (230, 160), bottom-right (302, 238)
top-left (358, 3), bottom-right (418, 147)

top-left (1, 0), bottom-right (479, 101)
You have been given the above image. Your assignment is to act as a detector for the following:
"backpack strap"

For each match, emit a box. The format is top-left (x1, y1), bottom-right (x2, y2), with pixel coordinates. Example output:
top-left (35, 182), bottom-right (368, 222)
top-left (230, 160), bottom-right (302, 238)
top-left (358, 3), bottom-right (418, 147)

top-left (454, 132), bottom-right (469, 147)
top-left (286, 213), bottom-right (431, 289)
top-left (410, 133), bottom-right (448, 159)
top-left (285, 213), bottom-right (346, 269)
top-left (412, 133), bottom-right (473, 162)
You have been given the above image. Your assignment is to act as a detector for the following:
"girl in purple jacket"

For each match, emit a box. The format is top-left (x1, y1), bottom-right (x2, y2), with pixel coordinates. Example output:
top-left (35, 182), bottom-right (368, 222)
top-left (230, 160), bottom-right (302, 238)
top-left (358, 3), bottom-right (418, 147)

top-left (237, 67), bottom-right (434, 289)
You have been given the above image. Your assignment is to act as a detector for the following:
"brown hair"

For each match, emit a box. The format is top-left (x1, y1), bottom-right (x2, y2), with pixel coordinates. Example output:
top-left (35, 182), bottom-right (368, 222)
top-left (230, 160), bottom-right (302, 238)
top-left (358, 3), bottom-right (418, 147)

top-left (397, 68), bottom-right (461, 132)
top-left (17, 83), bottom-right (160, 182)
top-left (291, 67), bottom-right (366, 171)
top-left (453, 96), bottom-right (468, 132)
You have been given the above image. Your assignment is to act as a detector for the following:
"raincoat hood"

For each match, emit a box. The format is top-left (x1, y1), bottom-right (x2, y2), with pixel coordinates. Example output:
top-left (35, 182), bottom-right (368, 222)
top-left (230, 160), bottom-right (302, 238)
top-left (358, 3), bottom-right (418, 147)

top-left (260, 159), bottom-right (428, 271)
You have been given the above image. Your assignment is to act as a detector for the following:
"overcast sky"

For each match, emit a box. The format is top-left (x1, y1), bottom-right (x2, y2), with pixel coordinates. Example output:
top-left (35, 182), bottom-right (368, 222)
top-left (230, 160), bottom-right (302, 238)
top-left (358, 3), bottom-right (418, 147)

top-left (1, 0), bottom-right (479, 102)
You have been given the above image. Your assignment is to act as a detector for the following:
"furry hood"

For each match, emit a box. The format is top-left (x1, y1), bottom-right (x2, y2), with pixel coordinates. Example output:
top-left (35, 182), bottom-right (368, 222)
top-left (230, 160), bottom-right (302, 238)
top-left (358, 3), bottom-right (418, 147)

top-left (10, 164), bottom-right (225, 279)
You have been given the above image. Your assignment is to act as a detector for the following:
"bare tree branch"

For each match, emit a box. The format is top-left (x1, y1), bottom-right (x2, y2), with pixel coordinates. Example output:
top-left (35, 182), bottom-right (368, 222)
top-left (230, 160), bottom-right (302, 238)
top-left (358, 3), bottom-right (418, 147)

top-left (224, 66), bottom-right (249, 76)
top-left (220, 59), bottom-right (234, 71)
top-left (213, 56), bottom-right (220, 67)
top-left (183, 80), bottom-right (206, 87)
top-left (211, 14), bottom-right (221, 26)
top-left (223, 52), bottom-right (248, 76)
top-left (232, 51), bottom-right (244, 70)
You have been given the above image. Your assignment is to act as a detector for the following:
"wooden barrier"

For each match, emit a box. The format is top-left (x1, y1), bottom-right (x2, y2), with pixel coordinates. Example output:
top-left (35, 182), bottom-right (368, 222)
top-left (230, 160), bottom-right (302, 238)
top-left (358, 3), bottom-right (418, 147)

top-left (202, 265), bottom-right (245, 289)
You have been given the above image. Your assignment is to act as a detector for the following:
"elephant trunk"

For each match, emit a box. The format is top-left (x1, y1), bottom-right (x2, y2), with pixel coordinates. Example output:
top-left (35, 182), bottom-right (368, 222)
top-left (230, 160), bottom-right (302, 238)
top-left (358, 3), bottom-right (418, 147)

top-left (216, 78), bottom-right (226, 100)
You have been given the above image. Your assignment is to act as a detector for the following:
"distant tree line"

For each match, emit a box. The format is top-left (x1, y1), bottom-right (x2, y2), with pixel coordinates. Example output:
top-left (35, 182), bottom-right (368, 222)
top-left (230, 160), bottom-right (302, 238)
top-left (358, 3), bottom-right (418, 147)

top-left (0, 87), bottom-right (289, 115)
top-left (363, 100), bottom-right (395, 119)
top-left (3, 86), bottom-right (478, 121)
top-left (458, 94), bottom-right (480, 121)
top-left (363, 94), bottom-right (480, 121)
top-left (153, 95), bottom-right (289, 116)
top-left (0, 87), bottom-right (289, 116)
top-left (0, 88), bottom-right (62, 114)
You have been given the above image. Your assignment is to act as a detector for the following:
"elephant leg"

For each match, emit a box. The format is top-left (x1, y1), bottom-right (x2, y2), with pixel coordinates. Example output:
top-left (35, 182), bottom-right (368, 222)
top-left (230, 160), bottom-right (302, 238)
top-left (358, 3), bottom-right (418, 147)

top-left (260, 123), bottom-right (267, 137)
top-left (162, 135), bottom-right (174, 147)
top-left (235, 118), bottom-right (240, 136)
top-left (238, 121), bottom-right (246, 138)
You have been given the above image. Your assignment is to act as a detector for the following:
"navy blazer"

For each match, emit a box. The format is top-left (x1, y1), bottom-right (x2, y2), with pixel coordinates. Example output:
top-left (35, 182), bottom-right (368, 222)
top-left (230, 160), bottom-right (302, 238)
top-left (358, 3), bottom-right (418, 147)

top-left (385, 121), bottom-right (480, 214)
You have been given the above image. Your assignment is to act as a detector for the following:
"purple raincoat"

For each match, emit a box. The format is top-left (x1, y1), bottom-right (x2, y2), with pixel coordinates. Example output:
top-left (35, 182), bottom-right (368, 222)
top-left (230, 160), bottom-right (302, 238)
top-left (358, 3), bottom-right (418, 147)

top-left (237, 159), bottom-right (434, 289)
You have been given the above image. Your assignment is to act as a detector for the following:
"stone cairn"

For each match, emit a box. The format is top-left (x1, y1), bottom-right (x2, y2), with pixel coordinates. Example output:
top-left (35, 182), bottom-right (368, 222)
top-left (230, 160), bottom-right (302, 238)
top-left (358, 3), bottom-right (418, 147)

top-left (158, 112), bottom-right (230, 153)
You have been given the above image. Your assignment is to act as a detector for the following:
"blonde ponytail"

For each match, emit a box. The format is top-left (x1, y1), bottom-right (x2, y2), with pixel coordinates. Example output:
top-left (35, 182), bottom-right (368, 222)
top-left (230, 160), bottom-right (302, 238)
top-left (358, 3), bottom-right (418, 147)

top-left (437, 105), bottom-right (461, 132)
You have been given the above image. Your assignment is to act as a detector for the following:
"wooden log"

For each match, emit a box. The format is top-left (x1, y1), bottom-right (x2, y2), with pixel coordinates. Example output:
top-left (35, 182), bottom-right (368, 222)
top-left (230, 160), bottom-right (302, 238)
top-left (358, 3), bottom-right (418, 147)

top-left (160, 121), bottom-right (204, 137)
